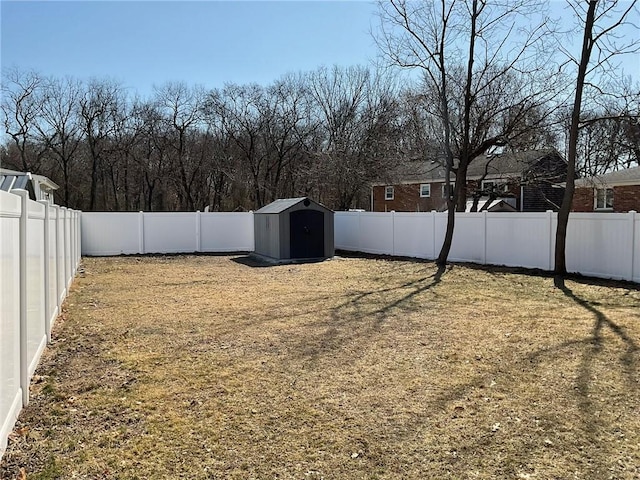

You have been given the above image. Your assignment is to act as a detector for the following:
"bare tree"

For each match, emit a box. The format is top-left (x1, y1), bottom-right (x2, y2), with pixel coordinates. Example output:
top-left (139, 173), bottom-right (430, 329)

top-left (128, 100), bottom-right (172, 210)
top-left (260, 74), bottom-right (314, 203)
top-left (306, 65), bottom-right (400, 209)
top-left (153, 82), bottom-right (207, 210)
top-left (206, 83), bottom-right (269, 208)
top-left (78, 79), bottom-right (123, 210)
top-left (1, 68), bottom-right (47, 172)
top-left (555, 0), bottom-right (639, 277)
top-left (375, 0), bottom-right (562, 265)
top-left (562, 90), bottom-right (640, 177)
top-left (34, 76), bottom-right (83, 206)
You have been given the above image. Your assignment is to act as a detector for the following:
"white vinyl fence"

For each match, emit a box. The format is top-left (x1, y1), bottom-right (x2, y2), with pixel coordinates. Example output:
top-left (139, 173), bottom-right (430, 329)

top-left (335, 210), bottom-right (640, 283)
top-left (81, 211), bottom-right (254, 256)
top-left (81, 209), bottom-right (639, 283)
top-left (1, 190), bottom-right (81, 458)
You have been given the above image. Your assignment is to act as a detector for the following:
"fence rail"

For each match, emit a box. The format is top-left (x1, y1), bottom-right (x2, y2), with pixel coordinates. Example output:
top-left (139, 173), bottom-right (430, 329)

top-left (335, 210), bottom-right (640, 283)
top-left (1, 190), bottom-right (81, 458)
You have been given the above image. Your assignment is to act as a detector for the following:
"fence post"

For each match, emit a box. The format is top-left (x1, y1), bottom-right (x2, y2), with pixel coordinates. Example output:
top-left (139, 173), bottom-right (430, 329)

top-left (62, 208), bottom-right (71, 291)
top-left (69, 210), bottom-right (74, 276)
top-left (15, 190), bottom-right (29, 407)
top-left (55, 205), bottom-right (64, 304)
top-left (72, 211), bottom-right (77, 275)
top-left (77, 211), bottom-right (82, 266)
top-left (196, 210), bottom-right (201, 253)
top-left (482, 210), bottom-right (488, 265)
top-left (547, 210), bottom-right (554, 271)
top-left (629, 211), bottom-right (636, 282)
top-left (357, 211), bottom-right (362, 252)
top-left (391, 210), bottom-right (395, 256)
top-left (38, 201), bottom-right (52, 343)
top-left (431, 211), bottom-right (437, 260)
top-left (138, 211), bottom-right (145, 254)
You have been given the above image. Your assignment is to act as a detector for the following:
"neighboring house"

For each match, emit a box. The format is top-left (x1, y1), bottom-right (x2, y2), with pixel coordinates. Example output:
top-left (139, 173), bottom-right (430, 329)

top-left (0, 168), bottom-right (59, 204)
top-left (572, 165), bottom-right (640, 213)
top-left (371, 149), bottom-right (567, 212)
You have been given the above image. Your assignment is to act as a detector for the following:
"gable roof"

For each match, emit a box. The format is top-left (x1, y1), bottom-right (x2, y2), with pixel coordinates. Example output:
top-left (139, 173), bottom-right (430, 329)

top-left (575, 165), bottom-right (640, 187)
top-left (464, 197), bottom-right (518, 212)
top-left (375, 149), bottom-right (565, 185)
top-left (0, 168), bottom-right (59, 203)
top-left (255, 197), bottom-right (332, 214)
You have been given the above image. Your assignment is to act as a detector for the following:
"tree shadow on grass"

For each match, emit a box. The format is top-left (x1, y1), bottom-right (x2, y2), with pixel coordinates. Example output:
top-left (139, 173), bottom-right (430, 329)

top-left (336, 263), bottom-right (447, 316)
top-left (359, 275), bottom-right (640, 478)
top-left (554, 275), bottom-right (639, 388)
top-left (296, 264), bottom-right (448, 363)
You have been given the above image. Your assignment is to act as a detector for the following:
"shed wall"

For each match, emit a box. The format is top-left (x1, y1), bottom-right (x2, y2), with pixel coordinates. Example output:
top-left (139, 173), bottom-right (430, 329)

top-left (254, 214), bottom-right (281, 258)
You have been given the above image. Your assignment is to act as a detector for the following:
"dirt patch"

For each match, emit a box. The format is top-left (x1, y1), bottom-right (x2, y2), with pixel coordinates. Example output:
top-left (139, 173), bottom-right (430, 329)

top-left (2, 255), bottom-right (639, 479)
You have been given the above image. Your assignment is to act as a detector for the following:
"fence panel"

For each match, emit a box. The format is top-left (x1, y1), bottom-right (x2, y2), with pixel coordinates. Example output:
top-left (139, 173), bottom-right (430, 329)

top-left (199, 213), bottom-right (254, 252)
top-left (485, 212), bottom-right (553, 270)
top-left (393, 212), bottom-right (435, 259)
top-left (447, 213), bottom-right (486, 264)
top-left (47, 206), bottom-right (59, 332)
top-left (0, 192), bottom-right (22, 457)
top-left (56, 207), bottom-right (66, 303)
top-left (334, 212), bottom-right (360, 251)
top-left (358, 213), bottom-right (394, 255)
top-left (143, 213), bottom-right (197, 254)
top-left (64, 209), bottom-right (72, 289)
top-left (26, 201), bottom-right (46, 378)
top-left (566, 212), bottom-right (635, 281)
top-left (81, 212), bottom-right (142, 256)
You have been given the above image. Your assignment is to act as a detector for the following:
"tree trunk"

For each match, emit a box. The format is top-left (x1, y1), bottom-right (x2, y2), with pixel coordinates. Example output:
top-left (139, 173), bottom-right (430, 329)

top-left (436, 195), bottom-right (456, 266)
top-left (555, 0), bottom-right (598, 276)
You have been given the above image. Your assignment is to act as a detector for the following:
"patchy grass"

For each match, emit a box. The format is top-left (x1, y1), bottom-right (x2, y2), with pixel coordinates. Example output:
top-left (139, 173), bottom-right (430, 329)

top-left (1, 254), bottom-right (639, 480)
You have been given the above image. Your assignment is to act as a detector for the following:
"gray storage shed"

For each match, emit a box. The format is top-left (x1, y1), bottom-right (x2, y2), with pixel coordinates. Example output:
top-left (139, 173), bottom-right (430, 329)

top-left (254, 197), bottom-right (334, 261)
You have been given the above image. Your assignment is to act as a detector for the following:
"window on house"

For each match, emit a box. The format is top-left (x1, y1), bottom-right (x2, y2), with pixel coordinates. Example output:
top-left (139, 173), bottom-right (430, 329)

top-left (385, 186), bottom-right (394, 200)
top-left (481, 180), bottom-right (508, 193)
top-left (595, 187), bottom-right (613, 210)
top-left (442, 183), bottom-right (455, 198)
top-left (420, 183), bottom-right (431, 197)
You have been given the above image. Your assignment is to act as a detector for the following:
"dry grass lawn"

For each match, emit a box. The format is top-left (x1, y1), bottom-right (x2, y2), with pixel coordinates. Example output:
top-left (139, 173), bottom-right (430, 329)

top-left (1, 254), bottom-right (639, 480)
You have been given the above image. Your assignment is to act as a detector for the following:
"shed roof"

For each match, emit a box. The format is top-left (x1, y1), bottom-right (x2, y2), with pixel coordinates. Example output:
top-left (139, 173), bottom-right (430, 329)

top-left (255, 197), bottom-right (333, 214)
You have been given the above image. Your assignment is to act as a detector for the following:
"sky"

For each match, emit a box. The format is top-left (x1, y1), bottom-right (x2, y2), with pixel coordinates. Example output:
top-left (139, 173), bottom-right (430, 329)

top-left (1, 1), bottom-right (639, 98)
top-left (1, 0), bottom-right (380, 97)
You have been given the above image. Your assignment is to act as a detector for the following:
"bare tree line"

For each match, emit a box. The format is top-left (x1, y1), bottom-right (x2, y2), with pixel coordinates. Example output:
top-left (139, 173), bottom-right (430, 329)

top-left (2, 66), bottom-right (411, 211)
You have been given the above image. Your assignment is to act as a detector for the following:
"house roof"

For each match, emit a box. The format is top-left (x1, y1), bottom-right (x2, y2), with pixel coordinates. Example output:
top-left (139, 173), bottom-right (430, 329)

top-left (255, 197), bottom-right (332, 214)
top-left (464, 197), bottom-right (517, 212)
top-left (0, 168), bottom-right (59, 192)
top-left (575, 165), bottom-right (640, 187)
top-left (375, 149), bottom-right (564, 185)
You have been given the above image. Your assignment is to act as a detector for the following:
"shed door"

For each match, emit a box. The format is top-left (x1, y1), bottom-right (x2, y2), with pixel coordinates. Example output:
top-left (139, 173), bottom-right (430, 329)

top-left (290, 210), bottom-right (324, 258)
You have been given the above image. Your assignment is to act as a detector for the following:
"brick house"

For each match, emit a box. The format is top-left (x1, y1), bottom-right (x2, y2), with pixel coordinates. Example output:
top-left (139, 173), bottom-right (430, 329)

top-left (572, 165), bottom-right (640, 212)
top-left (371, 150), bottom-right (567, 212)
